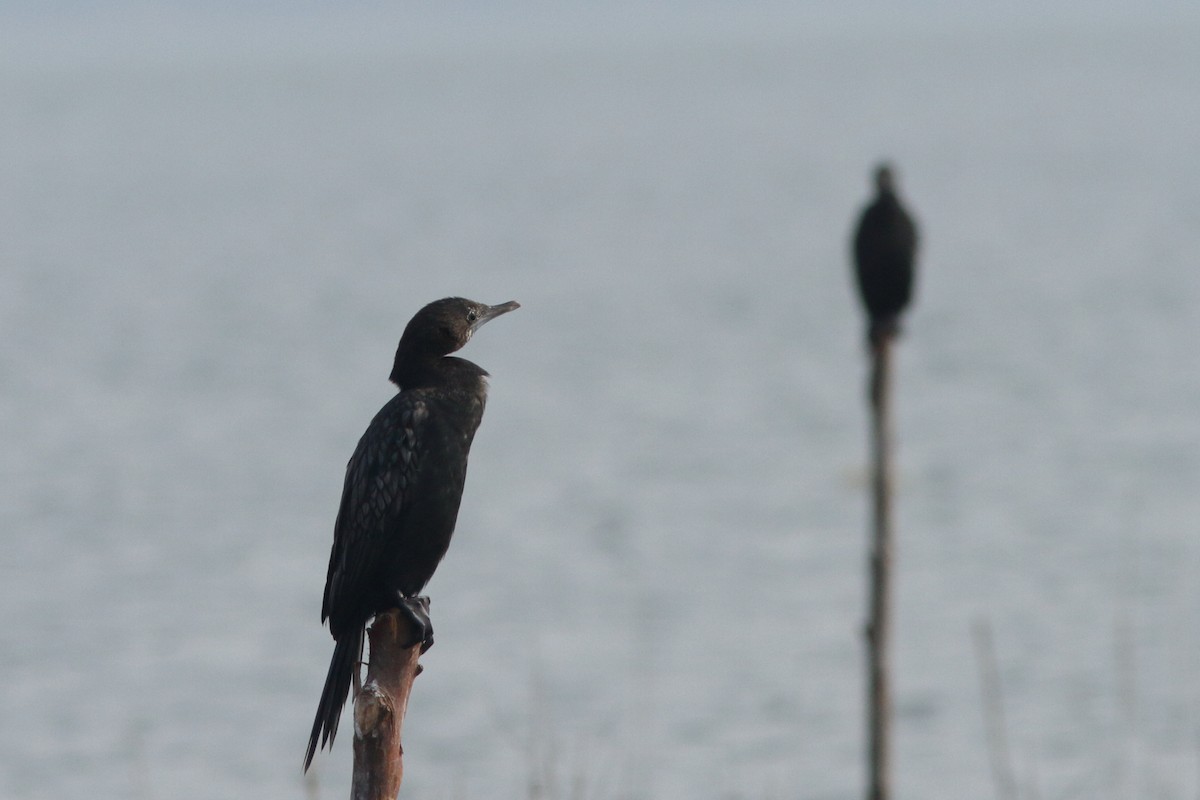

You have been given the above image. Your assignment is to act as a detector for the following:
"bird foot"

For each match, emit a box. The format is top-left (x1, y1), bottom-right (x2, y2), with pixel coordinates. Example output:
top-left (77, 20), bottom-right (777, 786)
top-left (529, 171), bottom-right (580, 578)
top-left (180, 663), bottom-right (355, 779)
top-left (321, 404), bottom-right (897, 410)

top-left (396, 595), bottom-right (434, 653)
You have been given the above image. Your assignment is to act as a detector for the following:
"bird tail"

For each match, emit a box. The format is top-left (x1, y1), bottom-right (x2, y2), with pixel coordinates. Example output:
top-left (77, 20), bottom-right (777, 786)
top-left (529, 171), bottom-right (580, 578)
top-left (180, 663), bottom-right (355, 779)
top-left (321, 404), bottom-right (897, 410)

top-left (303, 627), bottom-right (363, 772)
top-left (868, 316), bottom-right (902, 349)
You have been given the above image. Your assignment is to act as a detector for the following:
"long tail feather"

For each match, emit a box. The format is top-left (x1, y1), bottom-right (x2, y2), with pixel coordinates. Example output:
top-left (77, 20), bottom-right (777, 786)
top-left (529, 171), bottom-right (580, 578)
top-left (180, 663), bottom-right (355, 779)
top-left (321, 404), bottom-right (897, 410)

top-left (303, 628), bottom-right (362, 772)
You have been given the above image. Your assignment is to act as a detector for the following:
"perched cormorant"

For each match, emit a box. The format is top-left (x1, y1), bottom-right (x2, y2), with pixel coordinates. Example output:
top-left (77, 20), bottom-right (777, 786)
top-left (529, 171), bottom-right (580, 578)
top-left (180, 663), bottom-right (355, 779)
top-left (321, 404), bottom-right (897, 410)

top-left (852, 164), bottom-right (919, 347)
top-left (303, 297), bottom-right (519, 771)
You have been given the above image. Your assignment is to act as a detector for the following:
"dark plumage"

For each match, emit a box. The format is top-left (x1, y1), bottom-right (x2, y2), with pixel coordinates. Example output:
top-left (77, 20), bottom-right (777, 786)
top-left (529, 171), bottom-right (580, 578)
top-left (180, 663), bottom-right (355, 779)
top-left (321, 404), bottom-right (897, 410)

top-left (852, 164), bottom-right (919, 346)
top-left (304, 296), bottom-right (519, 771)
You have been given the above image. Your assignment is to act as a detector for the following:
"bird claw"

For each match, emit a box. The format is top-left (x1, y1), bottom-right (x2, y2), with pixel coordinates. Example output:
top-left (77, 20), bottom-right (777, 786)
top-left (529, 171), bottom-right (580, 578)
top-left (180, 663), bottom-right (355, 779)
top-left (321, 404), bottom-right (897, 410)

top-left (397, 595), bottom-right (434, 653)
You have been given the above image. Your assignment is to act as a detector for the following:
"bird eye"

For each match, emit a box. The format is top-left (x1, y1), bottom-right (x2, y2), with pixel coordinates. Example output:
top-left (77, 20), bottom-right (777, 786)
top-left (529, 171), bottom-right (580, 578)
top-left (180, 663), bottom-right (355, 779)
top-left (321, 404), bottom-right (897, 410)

top-left (466, 310), bottom-right (478, 323)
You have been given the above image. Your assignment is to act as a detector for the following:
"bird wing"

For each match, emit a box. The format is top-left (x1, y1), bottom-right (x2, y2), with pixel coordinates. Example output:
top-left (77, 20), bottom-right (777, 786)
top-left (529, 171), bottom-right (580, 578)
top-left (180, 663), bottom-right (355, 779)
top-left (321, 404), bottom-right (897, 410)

top-left (859, 199), bottom-right (918, 264)
top-left (321, 393), bottom-right (430, 628)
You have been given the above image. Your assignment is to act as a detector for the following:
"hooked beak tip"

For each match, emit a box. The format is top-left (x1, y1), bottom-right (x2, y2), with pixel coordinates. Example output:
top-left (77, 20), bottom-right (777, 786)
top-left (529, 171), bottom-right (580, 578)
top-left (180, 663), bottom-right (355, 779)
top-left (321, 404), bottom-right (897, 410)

top-left (473, 300), bottom-right (520, 331)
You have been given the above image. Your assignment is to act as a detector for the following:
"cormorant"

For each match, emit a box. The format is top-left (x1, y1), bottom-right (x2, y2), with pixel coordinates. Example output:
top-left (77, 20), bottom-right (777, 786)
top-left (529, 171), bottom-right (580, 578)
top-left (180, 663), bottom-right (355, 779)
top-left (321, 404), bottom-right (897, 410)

top-left (303, 296), bottom-right (519, 771)
top-left (852, 164), bottom-right (919, 347)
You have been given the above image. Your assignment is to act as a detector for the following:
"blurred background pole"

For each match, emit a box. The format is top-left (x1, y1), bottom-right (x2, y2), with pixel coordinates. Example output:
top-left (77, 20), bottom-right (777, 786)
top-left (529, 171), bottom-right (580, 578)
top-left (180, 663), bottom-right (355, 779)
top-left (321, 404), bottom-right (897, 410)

top-left (866, 336), bottom-right (895, 800)
top-left (971, 617), bottom-right (1019, 800)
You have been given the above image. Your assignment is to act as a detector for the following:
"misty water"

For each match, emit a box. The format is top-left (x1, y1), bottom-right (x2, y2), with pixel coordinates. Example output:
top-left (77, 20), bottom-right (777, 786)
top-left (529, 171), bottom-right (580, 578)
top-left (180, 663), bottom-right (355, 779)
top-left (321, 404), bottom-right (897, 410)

top-left (2, 5), bottom-right (1199, 799)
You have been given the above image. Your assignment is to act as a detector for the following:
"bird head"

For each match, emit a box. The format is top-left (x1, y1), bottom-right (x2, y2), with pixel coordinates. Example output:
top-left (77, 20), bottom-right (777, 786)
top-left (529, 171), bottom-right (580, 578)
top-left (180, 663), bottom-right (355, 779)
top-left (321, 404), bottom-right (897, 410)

top-left (874, 163), bottom-right (896, 194)
top-left (390, 297), bottom-right (520, 384)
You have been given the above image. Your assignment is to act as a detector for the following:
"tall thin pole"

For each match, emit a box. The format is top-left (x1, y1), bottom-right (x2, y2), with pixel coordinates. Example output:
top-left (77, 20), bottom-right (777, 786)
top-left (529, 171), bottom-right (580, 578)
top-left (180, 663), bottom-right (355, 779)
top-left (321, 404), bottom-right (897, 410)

top-left (852, 159), bottom-right (916, 800)
top-left (866, 336), bottom-right (894, 800)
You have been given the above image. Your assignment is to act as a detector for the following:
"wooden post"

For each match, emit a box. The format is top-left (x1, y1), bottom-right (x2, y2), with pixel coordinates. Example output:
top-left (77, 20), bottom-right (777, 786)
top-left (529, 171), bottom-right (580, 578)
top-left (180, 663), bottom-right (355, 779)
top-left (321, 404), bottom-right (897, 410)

top-left (866, 336), bottom-right (894, 800)
top-left (351, 609), bottom-right (423, 800)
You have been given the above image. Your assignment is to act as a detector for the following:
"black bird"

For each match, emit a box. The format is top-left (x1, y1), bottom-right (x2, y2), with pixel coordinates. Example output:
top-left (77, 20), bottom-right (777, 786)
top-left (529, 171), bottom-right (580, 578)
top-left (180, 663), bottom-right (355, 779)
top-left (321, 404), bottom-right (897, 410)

top-left (303, 296), bottom-right (519, 771)
top-left (852, 164), bottom-right (919, 347)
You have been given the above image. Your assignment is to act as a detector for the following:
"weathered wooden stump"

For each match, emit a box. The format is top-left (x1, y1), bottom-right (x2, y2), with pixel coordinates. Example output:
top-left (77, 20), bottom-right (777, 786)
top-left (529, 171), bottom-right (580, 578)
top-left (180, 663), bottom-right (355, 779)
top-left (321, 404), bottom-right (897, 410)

top-left (351, 608), bottom-right (424, 800)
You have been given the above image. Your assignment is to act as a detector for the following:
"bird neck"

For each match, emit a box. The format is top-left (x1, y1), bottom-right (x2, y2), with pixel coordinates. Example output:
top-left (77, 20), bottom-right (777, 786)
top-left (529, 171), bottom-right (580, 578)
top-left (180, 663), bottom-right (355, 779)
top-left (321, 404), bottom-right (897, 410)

top-left (877, 188), bottom-right (901, 206)
top-left (389, 353), bottom-right (487, 392)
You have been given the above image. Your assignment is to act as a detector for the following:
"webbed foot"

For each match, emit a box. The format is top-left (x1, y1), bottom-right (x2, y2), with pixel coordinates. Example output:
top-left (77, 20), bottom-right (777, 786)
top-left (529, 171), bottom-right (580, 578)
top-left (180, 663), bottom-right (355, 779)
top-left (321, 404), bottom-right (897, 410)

top-left (396, 594), bottom-right (434, 653)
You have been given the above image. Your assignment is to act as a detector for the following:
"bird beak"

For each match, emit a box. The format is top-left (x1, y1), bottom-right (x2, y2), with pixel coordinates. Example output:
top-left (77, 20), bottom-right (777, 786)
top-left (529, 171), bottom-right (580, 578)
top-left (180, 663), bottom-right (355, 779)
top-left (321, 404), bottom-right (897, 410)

top-left (473, 300), bottom-right (520, 332)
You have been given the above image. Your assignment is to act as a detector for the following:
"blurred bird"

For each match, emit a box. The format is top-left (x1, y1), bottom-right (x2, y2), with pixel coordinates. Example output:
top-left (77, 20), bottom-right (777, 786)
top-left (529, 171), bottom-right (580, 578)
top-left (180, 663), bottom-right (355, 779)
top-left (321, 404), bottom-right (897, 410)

top-left (304, 296), bottom-right (519, 771)
top-left (852, 164), bottom-right (919, 347)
